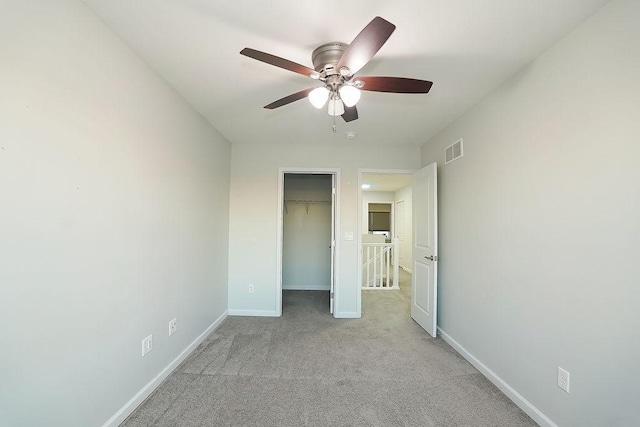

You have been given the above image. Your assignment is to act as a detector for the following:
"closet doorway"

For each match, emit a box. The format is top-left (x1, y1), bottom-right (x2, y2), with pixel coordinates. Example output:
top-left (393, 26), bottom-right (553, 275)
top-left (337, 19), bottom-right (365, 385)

top-left (276, 169), bottom-right (339, 316)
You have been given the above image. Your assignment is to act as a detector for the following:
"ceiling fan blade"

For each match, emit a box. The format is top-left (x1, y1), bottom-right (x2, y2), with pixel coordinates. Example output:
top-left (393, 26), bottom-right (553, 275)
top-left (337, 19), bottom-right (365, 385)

top-left (337, 17), bottom-right (396, 77)
top-left (241, 48), bottom-right (318, 78)
top-left (356, 76), bottom-right (433, 93)
top-left (264, 88), bottom-right (314, 109)
top-left (341, 105), bottom-right (358, 122)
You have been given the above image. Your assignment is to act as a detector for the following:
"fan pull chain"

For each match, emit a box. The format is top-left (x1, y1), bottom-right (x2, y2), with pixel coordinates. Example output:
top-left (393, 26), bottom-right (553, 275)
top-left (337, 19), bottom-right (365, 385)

top-left (332, 115), bottom-right (336, 133)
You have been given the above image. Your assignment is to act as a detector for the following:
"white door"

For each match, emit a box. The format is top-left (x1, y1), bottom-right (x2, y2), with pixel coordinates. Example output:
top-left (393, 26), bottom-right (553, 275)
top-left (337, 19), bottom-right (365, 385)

top-left (330, 175), bottom-right (336, 314)
top-left (411, 163), bottom-right (438, 337)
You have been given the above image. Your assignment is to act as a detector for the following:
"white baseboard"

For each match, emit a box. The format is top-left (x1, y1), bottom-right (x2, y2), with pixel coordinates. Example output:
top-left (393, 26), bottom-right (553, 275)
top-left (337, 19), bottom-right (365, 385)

top-left (437, 327), bottom-right (557, 427)
top-left (228, 309), bottom-right (280, 317)
top-left (102, 311), bottom-right (228, 427)
top-left (334, 311), bottom-right (360, 319)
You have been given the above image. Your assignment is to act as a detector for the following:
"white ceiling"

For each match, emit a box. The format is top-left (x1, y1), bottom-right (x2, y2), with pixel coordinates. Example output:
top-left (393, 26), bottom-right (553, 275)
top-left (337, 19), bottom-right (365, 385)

top-left (83, 0), bottom-right (608, 147)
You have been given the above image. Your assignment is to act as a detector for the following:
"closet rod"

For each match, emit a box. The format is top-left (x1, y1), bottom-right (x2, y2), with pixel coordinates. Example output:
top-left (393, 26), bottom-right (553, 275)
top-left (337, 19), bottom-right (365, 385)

top-left (284, 199), bottom-right (331, 215)
top-left (284, 199), bottom-right (330, 204)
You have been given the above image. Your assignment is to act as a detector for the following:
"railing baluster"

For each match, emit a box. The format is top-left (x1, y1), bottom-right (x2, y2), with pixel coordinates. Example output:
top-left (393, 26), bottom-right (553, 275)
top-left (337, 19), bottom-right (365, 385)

top-left (367, 246), bottom-right (371, 288)
top-left (378, 246), bottom-right (382, 287)
top-left (362, 242), bottom-right (399, 290)
top-left (372, 246), bottom-right (376, 287)
top-left (393, 238), bottom-right (399, 289)
top-left (385, 246), bottom-right (390, 288)
top-left (377, 246), bottom-right (382, 287)
top-left (370, 245), bottom-right (374, 288)
top-left (380, 247), bottom-right (384, 287)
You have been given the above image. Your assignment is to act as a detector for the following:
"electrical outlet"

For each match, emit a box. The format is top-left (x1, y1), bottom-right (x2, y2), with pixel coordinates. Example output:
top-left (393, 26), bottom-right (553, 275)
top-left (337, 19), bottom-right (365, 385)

top-left (558, 367), bottom-right (570, 393)
top-left (141, 334), bottom-right (153, 357)
top-left (169, 318), bottom-right (177, 336)
top-left (248, 284), bottom-right (254, 294)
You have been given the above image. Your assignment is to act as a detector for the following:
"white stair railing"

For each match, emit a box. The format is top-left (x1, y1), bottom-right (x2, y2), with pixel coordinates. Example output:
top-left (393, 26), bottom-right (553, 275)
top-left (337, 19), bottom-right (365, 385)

top-left (362, 238), bottom-right (400, 290)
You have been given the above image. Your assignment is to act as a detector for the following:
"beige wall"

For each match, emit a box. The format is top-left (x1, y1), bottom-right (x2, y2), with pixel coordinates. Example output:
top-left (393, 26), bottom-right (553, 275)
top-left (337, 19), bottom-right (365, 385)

top-left (228, 143), bottom-right (420, 317)
top-left (0, 1), bottom-right (231, 425)
top-left (394, 185), bottom-right (413, 271)
top-left (420, 1), bottom-right (640, 425)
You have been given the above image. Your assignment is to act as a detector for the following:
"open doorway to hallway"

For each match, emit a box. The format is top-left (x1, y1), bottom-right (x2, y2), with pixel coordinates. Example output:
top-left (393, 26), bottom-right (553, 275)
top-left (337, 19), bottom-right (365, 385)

top-left (359, 171), bottom-right (413, 317)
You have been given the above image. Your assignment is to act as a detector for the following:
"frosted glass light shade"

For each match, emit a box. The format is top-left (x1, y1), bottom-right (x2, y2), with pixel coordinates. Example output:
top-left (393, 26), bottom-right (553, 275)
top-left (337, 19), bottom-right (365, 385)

top-left (327, 98), bottom-right (345, 116)
top-left (338, 85), bottom-right (361, 107)
top-left (308, 87), bottom-right (330, 109)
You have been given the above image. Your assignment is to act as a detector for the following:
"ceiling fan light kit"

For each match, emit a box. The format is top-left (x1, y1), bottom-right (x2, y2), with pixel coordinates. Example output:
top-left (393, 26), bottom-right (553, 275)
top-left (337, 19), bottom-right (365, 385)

top-left (309, 87), bottom-right (330, 109)
top-left (327, 98), bottom-right (345, 116)
top-left (338, 85), bottom-right (361, 107)
top-left (240, 16), bottom-right (433, 125)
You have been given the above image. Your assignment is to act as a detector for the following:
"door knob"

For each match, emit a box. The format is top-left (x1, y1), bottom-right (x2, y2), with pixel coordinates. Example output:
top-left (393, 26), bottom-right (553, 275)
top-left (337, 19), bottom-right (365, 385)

top-left (424, 255), bottom-right (438, 261)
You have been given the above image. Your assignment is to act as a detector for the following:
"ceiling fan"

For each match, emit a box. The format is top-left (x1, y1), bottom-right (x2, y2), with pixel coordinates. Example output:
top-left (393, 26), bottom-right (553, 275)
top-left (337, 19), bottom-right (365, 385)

top-left (240, 16), bottom-right (433, 123)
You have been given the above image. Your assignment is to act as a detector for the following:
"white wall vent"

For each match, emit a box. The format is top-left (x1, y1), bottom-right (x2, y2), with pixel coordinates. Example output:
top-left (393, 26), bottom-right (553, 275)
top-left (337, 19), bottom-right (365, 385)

top-left (445, 138), bottom-right (463, 164)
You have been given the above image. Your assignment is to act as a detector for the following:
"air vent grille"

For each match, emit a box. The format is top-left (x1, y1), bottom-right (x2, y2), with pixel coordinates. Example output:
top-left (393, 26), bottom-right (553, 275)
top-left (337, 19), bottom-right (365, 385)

top-left (445, 139), bottom-right (463, 164)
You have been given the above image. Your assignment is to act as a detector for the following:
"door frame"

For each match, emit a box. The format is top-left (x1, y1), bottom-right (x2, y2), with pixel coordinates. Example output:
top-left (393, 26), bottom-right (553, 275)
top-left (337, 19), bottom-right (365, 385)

top-left (357, 168), bottom-right (415, 316)
top-left (276, 167), bottom-right (341, 317)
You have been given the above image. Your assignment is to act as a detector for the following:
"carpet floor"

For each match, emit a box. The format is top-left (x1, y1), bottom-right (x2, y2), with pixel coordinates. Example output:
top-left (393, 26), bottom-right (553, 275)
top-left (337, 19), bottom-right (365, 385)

top-left (122, 272), bottom-right (536, 426)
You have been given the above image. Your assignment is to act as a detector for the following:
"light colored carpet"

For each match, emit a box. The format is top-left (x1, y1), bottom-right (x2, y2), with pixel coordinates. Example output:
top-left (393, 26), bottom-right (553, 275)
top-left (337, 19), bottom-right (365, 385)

top-left (123, 272), bottom-right (536, 426)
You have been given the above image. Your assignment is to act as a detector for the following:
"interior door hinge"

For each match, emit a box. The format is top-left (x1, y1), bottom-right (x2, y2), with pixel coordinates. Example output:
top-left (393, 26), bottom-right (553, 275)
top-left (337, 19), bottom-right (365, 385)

top-left (330, 292), bottom-right (334, 298)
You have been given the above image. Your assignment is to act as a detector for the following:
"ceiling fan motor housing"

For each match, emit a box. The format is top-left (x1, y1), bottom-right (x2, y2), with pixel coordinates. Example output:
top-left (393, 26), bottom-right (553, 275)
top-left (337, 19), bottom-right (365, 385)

top-left (311, 42), bottom-right (348, 76)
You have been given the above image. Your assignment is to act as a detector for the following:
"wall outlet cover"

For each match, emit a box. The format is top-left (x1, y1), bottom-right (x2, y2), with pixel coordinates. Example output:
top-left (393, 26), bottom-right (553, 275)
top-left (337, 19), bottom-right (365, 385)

top-left (169, 318), bottom-right (177, 336)
top-left (558, 367), bottom-right (570, 393)
top-left (141, 334), bottom-right (153, 357)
